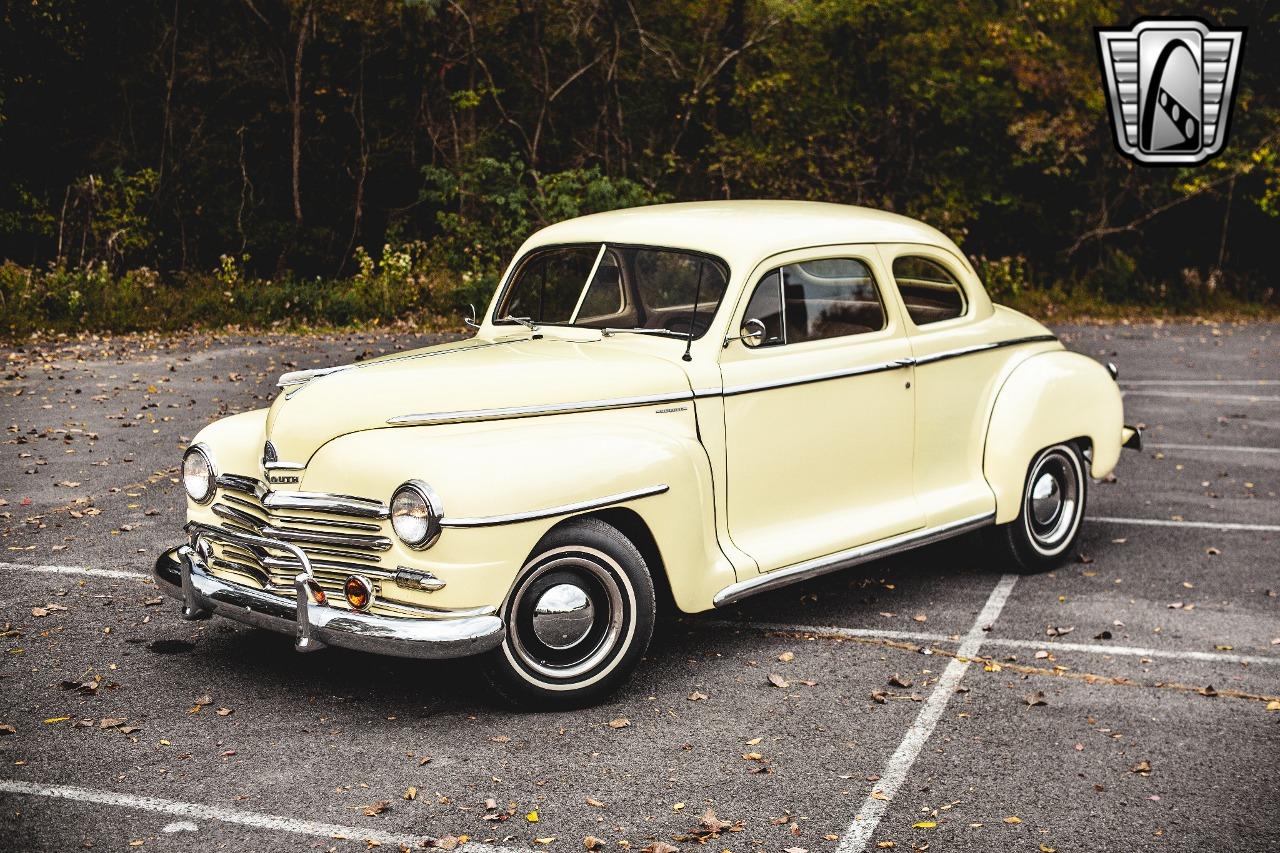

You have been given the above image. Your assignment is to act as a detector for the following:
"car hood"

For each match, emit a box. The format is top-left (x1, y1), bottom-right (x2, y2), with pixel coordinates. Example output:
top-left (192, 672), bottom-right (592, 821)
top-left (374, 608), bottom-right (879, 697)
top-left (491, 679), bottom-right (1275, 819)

top-left (264, 335), bottom-right (693, 466)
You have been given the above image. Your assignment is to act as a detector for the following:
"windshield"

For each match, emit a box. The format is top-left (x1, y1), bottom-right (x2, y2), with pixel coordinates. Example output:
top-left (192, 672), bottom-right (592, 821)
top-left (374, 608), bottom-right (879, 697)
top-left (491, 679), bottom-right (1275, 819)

top-left (493, 244), bottom-right (730, 339)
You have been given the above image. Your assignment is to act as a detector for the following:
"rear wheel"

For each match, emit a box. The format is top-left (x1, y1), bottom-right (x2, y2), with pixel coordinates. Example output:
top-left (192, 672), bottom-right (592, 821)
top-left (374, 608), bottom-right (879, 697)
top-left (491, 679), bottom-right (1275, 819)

top-left (483, 518), bottom-right (655, 708)
top-left (985, 443), bottom-right (1088, 573)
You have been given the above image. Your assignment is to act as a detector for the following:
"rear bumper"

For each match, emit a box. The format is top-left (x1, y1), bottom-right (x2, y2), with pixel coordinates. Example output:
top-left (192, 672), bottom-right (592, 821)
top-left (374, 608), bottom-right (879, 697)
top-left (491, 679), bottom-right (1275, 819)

top-left (153, 543), bottom-right (505, 660)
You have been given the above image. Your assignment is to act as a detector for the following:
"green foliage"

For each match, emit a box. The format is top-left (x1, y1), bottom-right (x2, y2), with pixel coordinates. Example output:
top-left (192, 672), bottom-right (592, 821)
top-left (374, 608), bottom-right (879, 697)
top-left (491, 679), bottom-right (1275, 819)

top-left (421, 158), bottom-right (666, 303)
top-left (0, 0), bottom-right (1277, 337)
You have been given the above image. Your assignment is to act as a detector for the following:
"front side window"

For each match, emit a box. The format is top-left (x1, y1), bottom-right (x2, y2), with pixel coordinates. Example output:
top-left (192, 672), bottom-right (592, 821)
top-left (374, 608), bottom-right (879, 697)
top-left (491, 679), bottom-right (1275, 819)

top-left (494, 244), bottom-right (729, 339)
top-left (892, 256), bottom-right (967, 325)
top-left (739, 257), bottom-right (886, 347)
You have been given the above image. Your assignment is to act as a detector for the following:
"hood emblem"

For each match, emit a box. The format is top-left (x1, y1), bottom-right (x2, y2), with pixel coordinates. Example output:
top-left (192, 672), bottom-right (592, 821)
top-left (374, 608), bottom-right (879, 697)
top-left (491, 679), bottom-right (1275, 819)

top-left (262, 440), bottom-right (279, 467)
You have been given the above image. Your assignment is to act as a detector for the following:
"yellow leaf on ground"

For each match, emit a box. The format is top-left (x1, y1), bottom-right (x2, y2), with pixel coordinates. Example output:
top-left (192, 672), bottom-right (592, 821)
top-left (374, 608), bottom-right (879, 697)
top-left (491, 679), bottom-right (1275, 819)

top-left (526, 811), bottom-right (539, 823)
top-left (912, 821), bottom-right (936, 829)
top-left (1003, 816), bottom-right (1022, 824)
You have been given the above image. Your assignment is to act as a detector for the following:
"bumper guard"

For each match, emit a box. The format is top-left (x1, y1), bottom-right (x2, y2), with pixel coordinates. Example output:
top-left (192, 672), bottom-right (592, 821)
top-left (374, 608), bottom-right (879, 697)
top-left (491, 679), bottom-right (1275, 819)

top-left (154, 528), bottom-right (505, 660)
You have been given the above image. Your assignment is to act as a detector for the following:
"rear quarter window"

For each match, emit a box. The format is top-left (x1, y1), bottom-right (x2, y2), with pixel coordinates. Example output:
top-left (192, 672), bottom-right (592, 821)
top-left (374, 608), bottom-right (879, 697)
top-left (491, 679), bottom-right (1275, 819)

top-left (892, 256), bottom-right (967, 326)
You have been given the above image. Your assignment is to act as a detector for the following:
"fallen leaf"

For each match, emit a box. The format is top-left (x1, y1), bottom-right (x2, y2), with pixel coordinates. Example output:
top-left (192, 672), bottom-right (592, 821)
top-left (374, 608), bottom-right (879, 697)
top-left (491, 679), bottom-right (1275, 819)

top-left (216, 707), bottom-right (233, 716)
top-left (99, 717), bottom-right (126, 729)
top-left (584, 837), bottom-right (605, 851)
top-left (1045, 625), bottom-right (1074, 637)
top-left (31, 607), bottom-right (48, 618)
top-left (363, 801), bottom-right (391, 817)
top-left (585, 797), bottom-right (606, 808)
top-left (875, 843), bottom-right (895, 849)
top-left (0, 723), bottom-right (16, 734)
top-left (607, 718), bottom-right (631, 729)
top-left (490, 734), bottom-right (510, 743)
top-left (640, 843), bottom-right (679, 853)
top-left (533, 839), bottom-right (556, 846)
top-left (768, 673), bottom-right (789, 689)
top-left (526, 811), bottom-right (540, 823)
top-left (1130, 760), bottom-right (1152, 774)
top-left (778, 651), bottom-right (795, 662)
top-left (1198, 685), bottom-right (1218, 697)
top-left (912, 614), bottom-right (928, 623)
top-left (687, 691), bottom-right (708, 702)
top-left (403, 786), bottom-right (417, 801)
top-left (871, 790), bottom-right (890, 801)
top-left (912, 821), bottom-right (936, 829)
top-left (1024, 691), bottom-right (1048, 707)
top-left (193, 694), bottom-right (212, 706)
top-left (434, 836), bottom-right (459, 851)
top-left (1002, 816), bottom-right (1022, 824)
top-left (1266, 700), bottom-right (1280, 712)
top-left (888, 673), bottom-right (913, 688)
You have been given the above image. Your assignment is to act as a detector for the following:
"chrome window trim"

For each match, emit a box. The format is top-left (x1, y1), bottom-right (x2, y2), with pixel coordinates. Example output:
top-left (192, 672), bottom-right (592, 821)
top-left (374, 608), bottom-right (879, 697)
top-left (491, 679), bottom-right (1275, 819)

top-left (440, 484), bottom-right (669, 529)
top-left (712, 511), bottom-right (995, 608)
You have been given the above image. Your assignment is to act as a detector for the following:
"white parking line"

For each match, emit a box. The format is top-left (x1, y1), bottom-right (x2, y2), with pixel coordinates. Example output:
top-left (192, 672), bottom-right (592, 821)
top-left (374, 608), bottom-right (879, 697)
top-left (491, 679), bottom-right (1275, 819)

top-left (0, 561), bottom-right (147, 580)
top-left (1121, 390), bottom-right (1280, 402)
top-left (1121, 379), bottom-right (1280, 386)
top-left (836, 574), bottom-right (1018, 853)
top-left (1147, 442), bottom-right (1280, 455)
top-left (1089, 516), bottom-right (1280, 532)
top-left (729, 621), bottom-right (1280, 667)
top-left (0, 780), bottom-right (523, 853)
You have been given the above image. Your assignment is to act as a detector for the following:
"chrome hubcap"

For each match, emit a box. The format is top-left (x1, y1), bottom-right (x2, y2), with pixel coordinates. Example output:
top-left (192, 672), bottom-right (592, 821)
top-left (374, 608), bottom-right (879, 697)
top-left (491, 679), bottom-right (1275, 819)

top-left (531, 583), bottom-right (595, 649)
top-left (1024, 447), bottom-right (1082, 552)
top-left (506, 551), bottom-right (628, 681)
top-left (1030, 472), bottom-right (1062, 526)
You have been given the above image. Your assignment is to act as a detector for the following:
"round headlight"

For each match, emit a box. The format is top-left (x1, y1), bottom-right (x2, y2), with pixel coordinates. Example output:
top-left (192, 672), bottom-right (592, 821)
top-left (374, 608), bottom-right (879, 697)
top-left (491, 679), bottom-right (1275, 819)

top-left (182, 444), bottom-right (217, 504)
top-left (390, 480), bottom-right (442, 549)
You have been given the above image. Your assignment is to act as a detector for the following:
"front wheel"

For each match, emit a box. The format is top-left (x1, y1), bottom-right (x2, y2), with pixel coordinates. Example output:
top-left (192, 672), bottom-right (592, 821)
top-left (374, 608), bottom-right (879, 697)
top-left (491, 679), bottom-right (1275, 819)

top-left (985, 442), bottom-right (1088, 573)
top-left (483, 518), bottom-right (656, 708)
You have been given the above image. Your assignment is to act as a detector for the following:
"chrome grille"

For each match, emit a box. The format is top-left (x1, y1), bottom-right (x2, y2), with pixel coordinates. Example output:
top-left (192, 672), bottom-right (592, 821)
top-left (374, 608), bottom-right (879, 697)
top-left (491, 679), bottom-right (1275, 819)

top-left (206, 474), bottom-right (401, 611)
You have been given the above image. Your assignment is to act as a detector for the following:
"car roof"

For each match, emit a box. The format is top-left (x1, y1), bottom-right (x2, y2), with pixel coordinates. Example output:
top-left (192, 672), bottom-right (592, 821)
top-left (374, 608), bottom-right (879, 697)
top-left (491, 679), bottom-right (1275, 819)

top-left (518, 200), bottom-right (969, 275)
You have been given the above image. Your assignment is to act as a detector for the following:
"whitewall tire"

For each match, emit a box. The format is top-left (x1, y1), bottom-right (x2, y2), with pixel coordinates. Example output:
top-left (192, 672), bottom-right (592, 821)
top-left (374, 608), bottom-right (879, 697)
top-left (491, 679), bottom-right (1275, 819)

top-left (483, 518), bottom-right (656, 708)
top-left (985, 443), bottom-right (1088, 573)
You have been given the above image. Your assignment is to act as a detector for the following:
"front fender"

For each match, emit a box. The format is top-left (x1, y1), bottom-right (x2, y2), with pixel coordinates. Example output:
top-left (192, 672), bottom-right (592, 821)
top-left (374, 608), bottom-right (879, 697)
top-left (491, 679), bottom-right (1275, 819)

top-left (984, 351), bottom-right (1123, 524)
top-left (301, 409), bottom-right (733, 613)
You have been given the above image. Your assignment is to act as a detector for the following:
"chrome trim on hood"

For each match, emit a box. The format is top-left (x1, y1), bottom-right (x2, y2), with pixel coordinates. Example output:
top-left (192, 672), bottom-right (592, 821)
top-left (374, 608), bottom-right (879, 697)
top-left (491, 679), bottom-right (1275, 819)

top-left (387, 392), bottom-right (692, 427)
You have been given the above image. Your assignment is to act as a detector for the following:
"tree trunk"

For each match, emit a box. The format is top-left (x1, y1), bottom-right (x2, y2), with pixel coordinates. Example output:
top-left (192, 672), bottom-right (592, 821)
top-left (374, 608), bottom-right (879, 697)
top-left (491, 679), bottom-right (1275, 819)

top-left (291, 1), bottom-right (314, 226)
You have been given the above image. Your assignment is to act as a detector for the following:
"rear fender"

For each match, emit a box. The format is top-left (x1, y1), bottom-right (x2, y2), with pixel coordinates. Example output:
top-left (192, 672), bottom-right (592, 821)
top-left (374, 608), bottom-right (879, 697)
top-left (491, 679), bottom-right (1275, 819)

top-left (984, 351), bottom-right (1123, 524)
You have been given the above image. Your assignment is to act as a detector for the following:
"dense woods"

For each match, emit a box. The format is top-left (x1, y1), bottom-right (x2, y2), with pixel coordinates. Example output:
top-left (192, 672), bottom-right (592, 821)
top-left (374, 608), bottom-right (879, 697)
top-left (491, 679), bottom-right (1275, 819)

top-left (1, 0), bottom-right (1277, 333)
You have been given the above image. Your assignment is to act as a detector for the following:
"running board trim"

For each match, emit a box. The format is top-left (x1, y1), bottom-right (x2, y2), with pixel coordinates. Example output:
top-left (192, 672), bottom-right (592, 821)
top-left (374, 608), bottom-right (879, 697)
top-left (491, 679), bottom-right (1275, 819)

top-left (712, 512), bottom-right (996, 608)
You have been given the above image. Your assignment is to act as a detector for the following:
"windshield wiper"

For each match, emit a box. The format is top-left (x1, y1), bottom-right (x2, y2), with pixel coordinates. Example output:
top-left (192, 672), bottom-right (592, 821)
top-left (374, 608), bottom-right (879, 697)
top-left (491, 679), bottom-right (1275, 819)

top-left (601, 327), bottom-right (688, 339)
top-left (499, 314), bottom-right (539, 331)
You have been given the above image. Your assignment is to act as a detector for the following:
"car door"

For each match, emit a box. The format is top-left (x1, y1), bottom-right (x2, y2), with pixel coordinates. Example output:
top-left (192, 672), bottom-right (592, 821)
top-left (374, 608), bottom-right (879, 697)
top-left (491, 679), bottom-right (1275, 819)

top-left (879, 245), bottom-right (1003, 528)
top-left (718, 247), bottom-right (923, 574)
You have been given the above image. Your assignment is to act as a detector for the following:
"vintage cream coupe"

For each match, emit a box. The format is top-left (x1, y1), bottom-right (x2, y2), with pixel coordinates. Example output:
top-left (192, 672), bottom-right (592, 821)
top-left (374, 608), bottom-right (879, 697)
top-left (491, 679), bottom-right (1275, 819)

top-left (155, 201), bottom-right (1140, 705)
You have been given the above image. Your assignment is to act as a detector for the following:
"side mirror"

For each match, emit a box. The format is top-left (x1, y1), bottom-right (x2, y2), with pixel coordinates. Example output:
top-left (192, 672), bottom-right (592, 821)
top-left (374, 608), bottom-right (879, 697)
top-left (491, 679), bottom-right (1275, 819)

top-left (724, 318), bottom-right (767, 348)
top-left (463, 304), bottom-right (480, 329)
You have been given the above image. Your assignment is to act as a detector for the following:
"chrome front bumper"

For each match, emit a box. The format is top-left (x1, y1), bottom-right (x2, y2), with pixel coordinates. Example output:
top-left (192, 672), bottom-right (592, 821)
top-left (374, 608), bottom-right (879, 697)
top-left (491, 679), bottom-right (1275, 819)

top-left (154, 541), bottom-right (505, 660)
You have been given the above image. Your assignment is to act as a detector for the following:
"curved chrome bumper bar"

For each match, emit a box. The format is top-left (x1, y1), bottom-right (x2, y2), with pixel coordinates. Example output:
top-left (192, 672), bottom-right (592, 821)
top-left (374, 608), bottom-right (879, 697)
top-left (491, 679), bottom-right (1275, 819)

top-left (153, 544), bottom-right (505, 660)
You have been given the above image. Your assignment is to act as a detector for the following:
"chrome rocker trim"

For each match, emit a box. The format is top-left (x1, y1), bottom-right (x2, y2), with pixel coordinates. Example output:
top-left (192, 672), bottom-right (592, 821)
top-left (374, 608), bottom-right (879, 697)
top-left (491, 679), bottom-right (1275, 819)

top-left (154, 538), bottom-right (505, 660)
top-left (712, 512), bottom-right (995, 608)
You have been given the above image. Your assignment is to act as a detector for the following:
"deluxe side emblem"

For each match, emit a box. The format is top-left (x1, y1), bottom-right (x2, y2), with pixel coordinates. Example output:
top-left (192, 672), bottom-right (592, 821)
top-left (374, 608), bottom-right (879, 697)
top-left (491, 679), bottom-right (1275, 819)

top-left (1095, 18), bottom-right (1245, 166)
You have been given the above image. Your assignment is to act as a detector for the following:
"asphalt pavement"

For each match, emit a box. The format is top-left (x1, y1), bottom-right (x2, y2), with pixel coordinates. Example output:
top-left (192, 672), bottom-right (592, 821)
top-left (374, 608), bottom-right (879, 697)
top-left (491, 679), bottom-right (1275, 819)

top-left (0, 322), bottom-right (1276, 852)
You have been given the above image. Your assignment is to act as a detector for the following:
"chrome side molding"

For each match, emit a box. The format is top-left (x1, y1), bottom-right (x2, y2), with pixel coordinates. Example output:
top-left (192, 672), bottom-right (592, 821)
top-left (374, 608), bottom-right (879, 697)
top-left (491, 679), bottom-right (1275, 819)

top-left (712, 512), bottom-right (995, 608)
top-left (441, 484), bottom-right (669, 528)
top-left (385, 335), bottom-right (1059, 426)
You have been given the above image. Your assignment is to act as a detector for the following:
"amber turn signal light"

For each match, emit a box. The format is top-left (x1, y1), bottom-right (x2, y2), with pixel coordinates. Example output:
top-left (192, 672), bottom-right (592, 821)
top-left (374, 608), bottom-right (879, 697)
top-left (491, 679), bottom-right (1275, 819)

top-left (305, 579), bottom-right (326, 605)
top-left (344, 575), bottom-right (374, 611)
